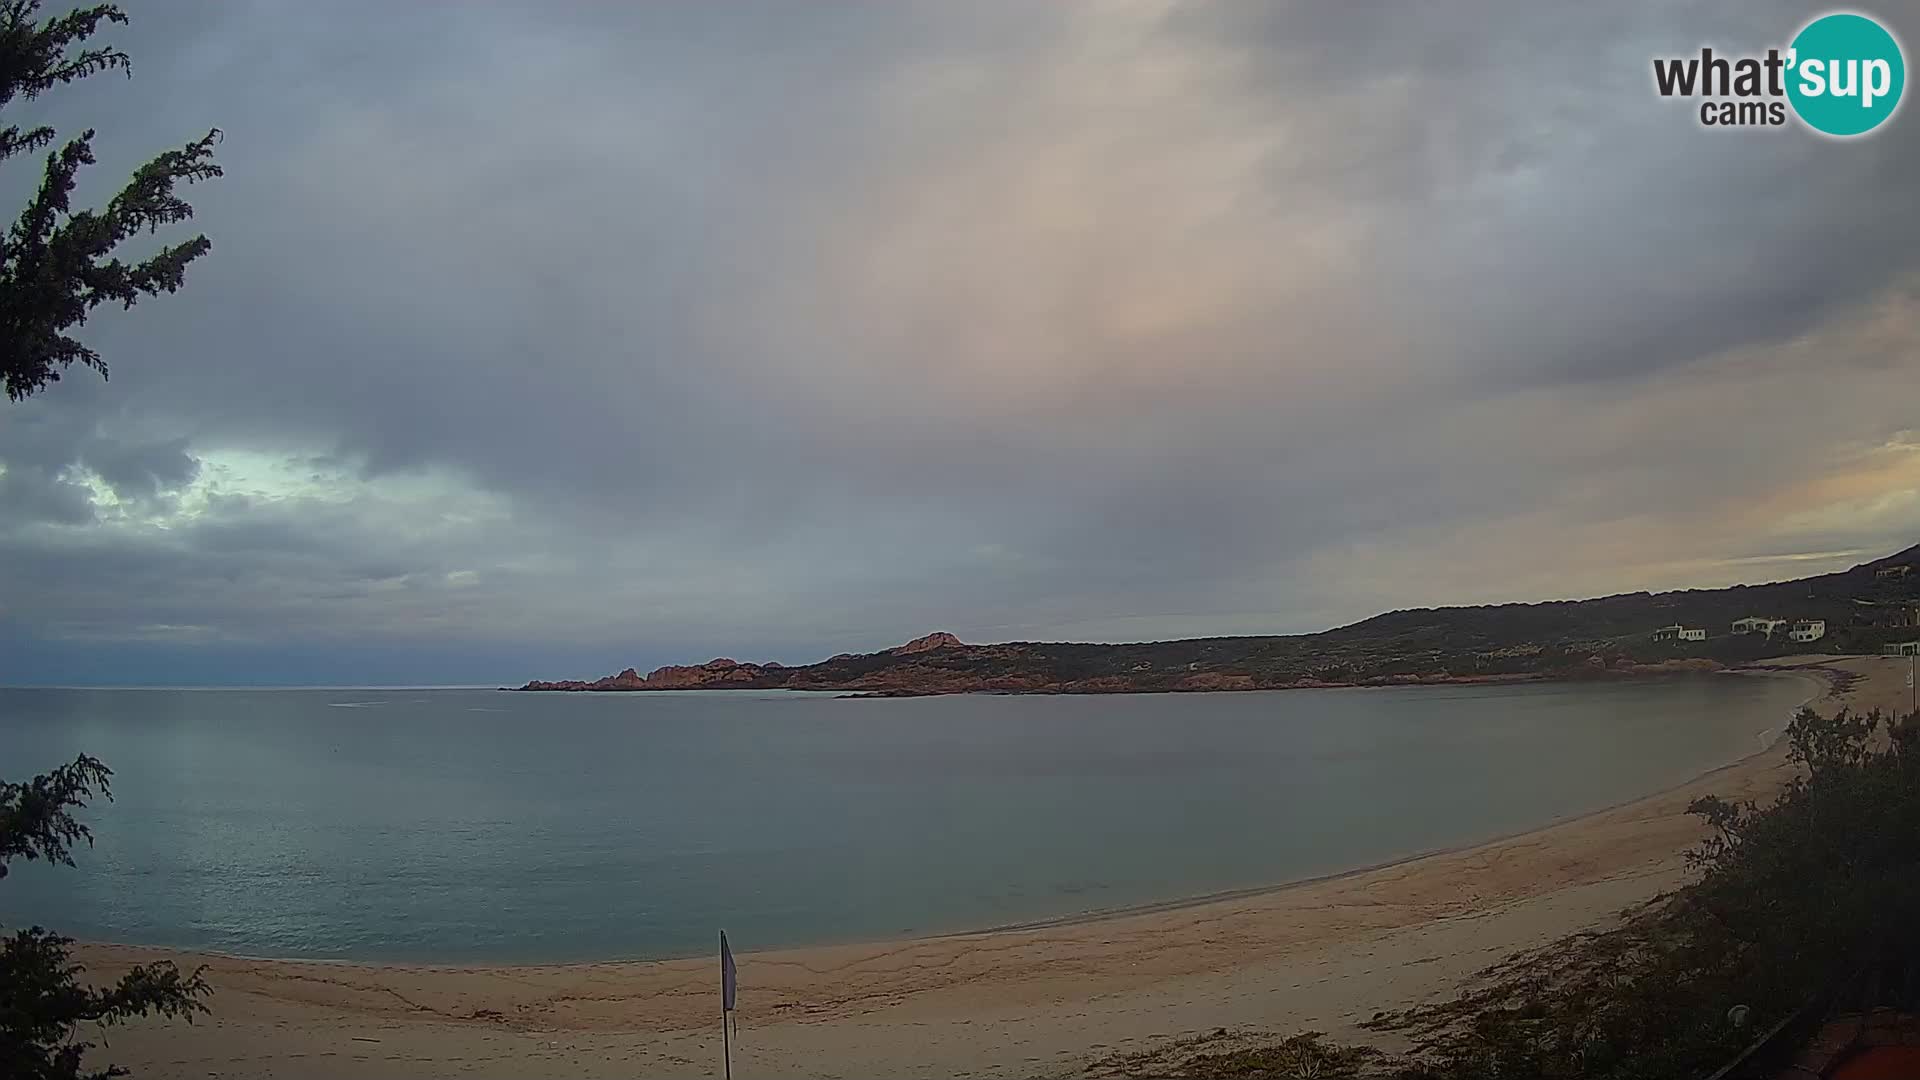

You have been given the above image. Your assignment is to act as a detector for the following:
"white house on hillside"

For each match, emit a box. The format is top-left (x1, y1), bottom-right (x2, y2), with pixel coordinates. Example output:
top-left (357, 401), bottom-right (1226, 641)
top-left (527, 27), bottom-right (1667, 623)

top-left (1787, 619), bottom-right (1826, 643)
top-left (1732, 616), bottom-right (1787, 636)
top-left (1653, 625), bottom-right (1708, 642)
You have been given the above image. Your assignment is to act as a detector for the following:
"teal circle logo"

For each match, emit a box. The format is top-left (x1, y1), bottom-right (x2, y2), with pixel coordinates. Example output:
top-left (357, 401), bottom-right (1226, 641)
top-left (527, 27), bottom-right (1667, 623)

top-left (1787, 13), bottom-right (1905, 136)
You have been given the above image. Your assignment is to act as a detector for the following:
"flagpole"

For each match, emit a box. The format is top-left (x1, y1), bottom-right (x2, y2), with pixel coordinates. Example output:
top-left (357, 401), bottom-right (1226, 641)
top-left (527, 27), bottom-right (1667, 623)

top-left (721, 930), bottom-right (732, 1080)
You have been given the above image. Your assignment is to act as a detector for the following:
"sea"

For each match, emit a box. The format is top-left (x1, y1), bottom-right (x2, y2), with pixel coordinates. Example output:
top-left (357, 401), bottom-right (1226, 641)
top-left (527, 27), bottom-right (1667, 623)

top-left (0, 676), bottom-right (1808, 963)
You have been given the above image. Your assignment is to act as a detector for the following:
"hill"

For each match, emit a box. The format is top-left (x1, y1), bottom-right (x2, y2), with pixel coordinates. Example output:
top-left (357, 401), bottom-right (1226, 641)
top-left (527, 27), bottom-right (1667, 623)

top-left (514, 544), bottom-right (1920, 695)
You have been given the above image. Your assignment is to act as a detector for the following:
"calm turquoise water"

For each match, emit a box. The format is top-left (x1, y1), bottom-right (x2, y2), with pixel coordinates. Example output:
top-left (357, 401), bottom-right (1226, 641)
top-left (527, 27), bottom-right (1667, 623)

top-left (0, 678), bottom-right (1804, 963)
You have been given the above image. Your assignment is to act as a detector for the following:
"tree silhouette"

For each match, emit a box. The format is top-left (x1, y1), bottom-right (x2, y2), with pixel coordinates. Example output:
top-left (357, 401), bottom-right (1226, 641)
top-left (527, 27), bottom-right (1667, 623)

top-left (1, 0), bottom-right (221, 402)
top-left (1, 757), bottom-right (211, 1079)
top-left (2, 4), bottom-right (218, 1075)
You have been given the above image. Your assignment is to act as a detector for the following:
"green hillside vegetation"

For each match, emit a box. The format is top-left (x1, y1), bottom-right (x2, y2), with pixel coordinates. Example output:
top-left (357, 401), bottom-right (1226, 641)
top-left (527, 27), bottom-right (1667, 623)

top-left (522, 544), bottom-right (1920, 694)
top-left (799, 545), bottom-right (1920, 689)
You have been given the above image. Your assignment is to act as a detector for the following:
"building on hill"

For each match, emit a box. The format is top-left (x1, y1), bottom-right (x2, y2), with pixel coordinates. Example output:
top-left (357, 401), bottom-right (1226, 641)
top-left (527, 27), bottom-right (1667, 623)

top-left (1787, 619), bottom-right (1826, 643)
top-left (1732, 616), bottom-right (1787, 636)
top-left (1886, 641), bottom-right (1920, 657)
top-left (1851, 603), bottom-right (1919, 629)
top-left (1877, 564), bottom-right (1913, 580)
top-left (1653, 625), bottom-right (1707, 642)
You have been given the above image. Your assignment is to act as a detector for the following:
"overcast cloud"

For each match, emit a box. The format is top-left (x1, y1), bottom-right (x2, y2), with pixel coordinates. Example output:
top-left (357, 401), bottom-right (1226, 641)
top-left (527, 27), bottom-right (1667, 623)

top-left (3, 1), bottom-right (1918, 685)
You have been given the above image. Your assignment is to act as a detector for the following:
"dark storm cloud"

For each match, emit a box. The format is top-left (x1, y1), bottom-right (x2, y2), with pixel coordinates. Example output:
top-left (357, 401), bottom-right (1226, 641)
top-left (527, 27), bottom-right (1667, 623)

top-left (0, 466), bottom-right (96, 525)
top-left (0, 381), bottom-right (197, 522)
top-left (2, 0), bottom-right (1919, 683)
top-left (79, 436), bottom-right (198, 501)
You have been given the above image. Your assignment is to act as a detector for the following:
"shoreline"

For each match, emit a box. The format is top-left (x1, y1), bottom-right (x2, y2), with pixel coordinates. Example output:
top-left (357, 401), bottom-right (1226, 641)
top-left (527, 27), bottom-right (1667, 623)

top-left (960, 667), bottom-right (1822, 941)
top-left (72, 656), bottom-right (1896, 1079)
top-left (68, 668), bottom-right (1813, 971)
top-left (511, 661), bottom-right (1748, 698)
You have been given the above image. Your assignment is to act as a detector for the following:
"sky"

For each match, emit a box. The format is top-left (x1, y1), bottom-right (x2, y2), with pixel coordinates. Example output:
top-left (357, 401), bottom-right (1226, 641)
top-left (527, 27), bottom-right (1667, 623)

top-left (2, 1), bottom-right (1918, 686)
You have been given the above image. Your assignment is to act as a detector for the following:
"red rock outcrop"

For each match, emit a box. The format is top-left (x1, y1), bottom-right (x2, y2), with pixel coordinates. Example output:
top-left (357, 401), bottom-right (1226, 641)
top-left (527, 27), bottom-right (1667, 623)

top-left (520, 658), bottom-right (774, 691)
top-left (888, 631), bottom-right (965, 654)
top-left (1172, 672), bottom-right (1258, 691)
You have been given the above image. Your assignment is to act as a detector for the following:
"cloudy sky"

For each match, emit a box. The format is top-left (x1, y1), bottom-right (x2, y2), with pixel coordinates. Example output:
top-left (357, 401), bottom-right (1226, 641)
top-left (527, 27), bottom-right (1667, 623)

top-left (2, 1), bottom-right (1917, 685)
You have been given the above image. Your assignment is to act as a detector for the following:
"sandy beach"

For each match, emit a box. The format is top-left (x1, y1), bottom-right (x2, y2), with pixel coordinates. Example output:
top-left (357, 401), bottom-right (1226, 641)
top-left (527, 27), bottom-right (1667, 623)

top-left (72, 655), bottom-right (1913, 1079)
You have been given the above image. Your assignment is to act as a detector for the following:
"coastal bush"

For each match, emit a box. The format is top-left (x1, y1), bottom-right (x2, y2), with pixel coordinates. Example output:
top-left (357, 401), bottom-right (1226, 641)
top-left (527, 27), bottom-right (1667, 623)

top-left (1380, 705), bottom-right (1919, 1079)
top-left (1181, 1032), bottom-right (1381, 1078)
top-left (1, 755), bottom-right (211, 1079)
top-left (1091, 1029), bottom-right (1381, 1079)
top-left (1148, 706), bottom-right (1919, 1079)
